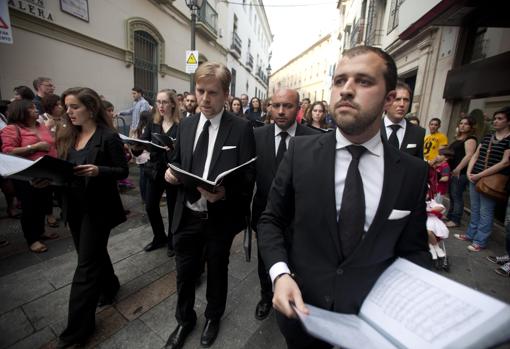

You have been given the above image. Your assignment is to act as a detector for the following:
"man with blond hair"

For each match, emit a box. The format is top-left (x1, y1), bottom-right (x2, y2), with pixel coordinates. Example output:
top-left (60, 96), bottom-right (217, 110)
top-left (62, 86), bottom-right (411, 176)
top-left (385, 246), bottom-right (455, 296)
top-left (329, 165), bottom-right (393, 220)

top-left (164, 62), bottom-right (256, 349)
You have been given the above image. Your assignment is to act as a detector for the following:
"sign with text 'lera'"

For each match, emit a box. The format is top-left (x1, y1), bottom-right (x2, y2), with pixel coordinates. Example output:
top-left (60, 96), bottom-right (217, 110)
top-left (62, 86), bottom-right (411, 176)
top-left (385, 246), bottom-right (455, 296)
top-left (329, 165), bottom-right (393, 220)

top-left (186, 50), bottom-right (199, 73)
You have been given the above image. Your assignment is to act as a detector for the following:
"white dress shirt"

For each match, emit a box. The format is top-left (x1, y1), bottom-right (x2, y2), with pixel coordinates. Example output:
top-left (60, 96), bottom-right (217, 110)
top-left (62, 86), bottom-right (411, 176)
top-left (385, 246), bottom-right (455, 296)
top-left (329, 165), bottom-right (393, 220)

top-left (274, 122), bottom-right (297, 155)
top-left (186, 110), bottom-right (223, 212)
top-left (269, 129), bottom-right (385, 285)
top-left (383, 115), bottom-right (407, 147)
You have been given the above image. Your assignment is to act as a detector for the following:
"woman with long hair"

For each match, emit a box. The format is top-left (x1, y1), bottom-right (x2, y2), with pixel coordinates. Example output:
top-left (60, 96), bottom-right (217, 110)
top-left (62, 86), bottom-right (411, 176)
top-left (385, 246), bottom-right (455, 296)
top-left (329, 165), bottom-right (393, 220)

top-left (455, 108), bottom-right (510, 251)
top-left (445, 116), bottom-right (477, 227)
top-left (230, 97), bottom-right (244, 117)
top-left (1, 99), bottom-right (59, 253)
top-left (132, 89), bottom-right (179, 257)
top-left (245, 96), bottom-right (263, 127)
top-left (303, 101), bottom-right (328, 130)
top-left (56, 87), bottom-right (128, 347)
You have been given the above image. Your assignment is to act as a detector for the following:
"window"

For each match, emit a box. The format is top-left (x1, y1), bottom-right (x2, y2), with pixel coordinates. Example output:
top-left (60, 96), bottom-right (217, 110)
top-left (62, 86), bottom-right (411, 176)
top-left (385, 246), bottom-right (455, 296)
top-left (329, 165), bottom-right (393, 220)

top-left (387, 0), bottom-right (405, 34)
top-left (231, 68), bottom-right (237, 96)
top-left (134, 31), bottom-right (158, 102)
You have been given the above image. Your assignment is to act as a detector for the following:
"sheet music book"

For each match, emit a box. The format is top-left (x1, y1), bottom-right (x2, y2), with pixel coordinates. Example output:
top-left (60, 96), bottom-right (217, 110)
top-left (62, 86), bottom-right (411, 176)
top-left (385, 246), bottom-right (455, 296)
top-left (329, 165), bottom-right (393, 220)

top-left (293, 258), bottom-right (510, 349)
top-left (151, 133), bottom-right (175, 149)
top-left (0, 153), bottom-right (74, 186)
top-left (119, 133), bottom-right (168, 150)
top-left (168, 157), bottom-right (256, 193)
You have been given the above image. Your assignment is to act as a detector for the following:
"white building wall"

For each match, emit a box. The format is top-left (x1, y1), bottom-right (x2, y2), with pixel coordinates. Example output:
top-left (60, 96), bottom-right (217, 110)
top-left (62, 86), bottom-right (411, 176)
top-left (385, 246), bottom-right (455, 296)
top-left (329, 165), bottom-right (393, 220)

top-left (221, 0), bottom-right (272, 99)
top-left (0, 0), bottom-right (228, 109)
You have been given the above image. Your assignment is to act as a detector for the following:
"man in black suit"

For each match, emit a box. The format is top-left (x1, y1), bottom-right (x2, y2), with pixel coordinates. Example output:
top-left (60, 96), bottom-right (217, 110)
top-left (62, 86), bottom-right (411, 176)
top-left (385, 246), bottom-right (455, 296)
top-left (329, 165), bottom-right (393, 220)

top-left (252, 88), bottom-right (319, 321)
top-left (164, 62), bottom-right (256, 349)
top-left (381, 81), bottom-right (425, 158)
top-left (182, 93), bottom-right (197, 118)
top-left (258, 46), bottom-right (430, 348)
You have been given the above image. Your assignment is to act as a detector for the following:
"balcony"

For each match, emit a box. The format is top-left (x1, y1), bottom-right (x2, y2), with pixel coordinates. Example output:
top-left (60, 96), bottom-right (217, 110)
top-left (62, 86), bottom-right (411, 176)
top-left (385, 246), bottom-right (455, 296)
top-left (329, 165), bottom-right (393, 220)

top-left (196, 1), bottom-right (218, 40)
top-left (230, 31), bottom-right (242, 58)
top-left (246, 53), bottom-right (254, 70)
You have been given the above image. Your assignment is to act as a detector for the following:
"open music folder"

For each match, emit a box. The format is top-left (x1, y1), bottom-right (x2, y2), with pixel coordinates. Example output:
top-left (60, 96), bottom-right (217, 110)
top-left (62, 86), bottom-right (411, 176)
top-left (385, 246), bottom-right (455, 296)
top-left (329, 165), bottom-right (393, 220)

top-left (0, 153), bottom-right (74, 186)
top-left (293, 258), bottom-right (510, 349)
top-left (168, 157), bottom-right (256, 193)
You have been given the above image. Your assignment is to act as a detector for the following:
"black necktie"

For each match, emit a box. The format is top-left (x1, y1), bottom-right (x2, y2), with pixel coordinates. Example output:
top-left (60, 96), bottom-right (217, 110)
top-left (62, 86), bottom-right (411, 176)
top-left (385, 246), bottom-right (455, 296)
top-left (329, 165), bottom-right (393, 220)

top-left (187, 120), bottom-right (211, 203)
top-left (338, 145), bottom-right (367, 258)
top-left (388, 124), bottom-right (400, 149)
top-left (275, 131), bottom-right (288, 167)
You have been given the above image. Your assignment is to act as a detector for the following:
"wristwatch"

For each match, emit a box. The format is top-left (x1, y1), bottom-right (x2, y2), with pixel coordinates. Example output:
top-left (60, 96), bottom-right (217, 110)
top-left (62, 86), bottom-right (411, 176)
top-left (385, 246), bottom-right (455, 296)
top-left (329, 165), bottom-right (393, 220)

top-left (27, 144), bottom-right (33, 153)
top-left (274, 272), bottom-right (295, 285)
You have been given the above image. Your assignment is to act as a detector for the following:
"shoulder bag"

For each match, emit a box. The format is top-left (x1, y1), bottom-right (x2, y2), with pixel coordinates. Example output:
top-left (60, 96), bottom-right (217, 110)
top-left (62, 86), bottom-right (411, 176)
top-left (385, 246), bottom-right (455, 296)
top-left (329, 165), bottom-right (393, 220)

top-left (475, 135), bottom-right (508, 202)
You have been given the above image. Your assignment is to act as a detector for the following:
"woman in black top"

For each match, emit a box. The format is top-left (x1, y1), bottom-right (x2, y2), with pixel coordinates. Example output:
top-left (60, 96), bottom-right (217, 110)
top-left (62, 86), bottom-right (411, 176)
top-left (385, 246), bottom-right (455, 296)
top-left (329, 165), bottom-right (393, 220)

top-left (445, 116), bottom-right (477, 227)
top-left (133, 89), bottom-right (180, 257)
top-left (230, 97), bottom-right (244, 117)
top-left (56, 87), bottom-right (128, 347)
top-left (245, 97), bottom-right (263, 127)
top-left (456, 108), bottom-right (510, 251)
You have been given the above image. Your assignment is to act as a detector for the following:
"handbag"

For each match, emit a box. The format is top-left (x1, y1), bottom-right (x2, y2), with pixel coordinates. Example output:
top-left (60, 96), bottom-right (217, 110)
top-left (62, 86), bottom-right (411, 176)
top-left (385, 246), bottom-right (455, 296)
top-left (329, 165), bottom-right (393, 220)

top-left (475, 135), bottom-right (509, 202)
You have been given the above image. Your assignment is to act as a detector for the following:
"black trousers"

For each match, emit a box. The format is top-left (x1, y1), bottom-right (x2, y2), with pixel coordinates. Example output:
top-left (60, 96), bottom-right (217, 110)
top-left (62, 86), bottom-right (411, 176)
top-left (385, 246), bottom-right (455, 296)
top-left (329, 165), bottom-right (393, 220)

top-left (257, 240), bottom-right (273, 302)
top-left (145, 175), bottom-right (177, 248)
top-left (276, 311), bottom-right (332, 349)
top-left (59, 212), bottom-right (118, 343)
top-left (12, 180), bottom-right (50, 245)
top-left (174, 208), bottom-right (235, 326)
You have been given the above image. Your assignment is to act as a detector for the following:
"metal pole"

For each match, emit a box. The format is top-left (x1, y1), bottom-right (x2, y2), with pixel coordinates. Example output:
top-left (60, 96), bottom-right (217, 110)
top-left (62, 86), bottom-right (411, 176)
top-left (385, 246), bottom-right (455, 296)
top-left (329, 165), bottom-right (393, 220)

top-left (190, 9), bottom-right (196, 93)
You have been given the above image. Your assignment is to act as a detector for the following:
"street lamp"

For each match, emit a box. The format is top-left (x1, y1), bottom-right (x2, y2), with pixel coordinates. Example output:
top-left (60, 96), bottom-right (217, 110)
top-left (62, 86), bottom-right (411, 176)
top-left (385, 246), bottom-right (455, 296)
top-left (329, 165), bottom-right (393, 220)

top-left (185, 0), bottom-right (204, 92)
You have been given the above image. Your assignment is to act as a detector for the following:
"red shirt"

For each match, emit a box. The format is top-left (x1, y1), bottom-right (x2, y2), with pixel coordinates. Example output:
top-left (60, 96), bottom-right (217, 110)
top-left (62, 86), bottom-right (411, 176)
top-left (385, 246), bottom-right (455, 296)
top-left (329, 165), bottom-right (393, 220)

top-left (1, 123), bottom-right (57, 160)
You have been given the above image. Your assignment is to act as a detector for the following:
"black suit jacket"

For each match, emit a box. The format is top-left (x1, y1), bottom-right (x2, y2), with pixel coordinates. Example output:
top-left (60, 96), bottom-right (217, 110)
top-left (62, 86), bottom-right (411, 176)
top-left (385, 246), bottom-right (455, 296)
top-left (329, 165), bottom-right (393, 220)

top-left (170, 111), bottom-right (256, 235)
top-left (251, 123), bottom-right (319, 231)
top-left (258, 131), bottom-right (430, 314)
top-left (64, 125), bottom-right (129, 230)
top-left (381, 118), bottom-right (425, 159)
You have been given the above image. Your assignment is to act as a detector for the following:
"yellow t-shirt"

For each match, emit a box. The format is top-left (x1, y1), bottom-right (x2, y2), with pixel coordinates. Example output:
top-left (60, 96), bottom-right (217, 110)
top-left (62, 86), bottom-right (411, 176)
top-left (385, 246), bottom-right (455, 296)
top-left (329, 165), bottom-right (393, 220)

top-left (424, 132), bottom-right (448, 161)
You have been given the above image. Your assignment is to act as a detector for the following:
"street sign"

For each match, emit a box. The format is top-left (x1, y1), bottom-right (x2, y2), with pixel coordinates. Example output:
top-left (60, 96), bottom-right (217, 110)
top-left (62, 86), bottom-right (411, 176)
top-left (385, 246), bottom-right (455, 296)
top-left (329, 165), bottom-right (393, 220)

top-left (186, 50), bottom-right (199, 73)
top-left (0, 0), bottom-right (13, 44)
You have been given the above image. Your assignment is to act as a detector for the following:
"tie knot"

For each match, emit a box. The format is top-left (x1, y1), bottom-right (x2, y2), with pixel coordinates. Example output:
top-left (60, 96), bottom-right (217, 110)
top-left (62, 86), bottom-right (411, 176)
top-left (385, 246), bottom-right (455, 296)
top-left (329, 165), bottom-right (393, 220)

top-left (279, 131), bottom-right (288, 140)
top-left (389, 124), bottom-right (400, 132)
top-left (203, 120), bottom-right (211, 130)
top-left (346, 145), bottom-right (366, 160)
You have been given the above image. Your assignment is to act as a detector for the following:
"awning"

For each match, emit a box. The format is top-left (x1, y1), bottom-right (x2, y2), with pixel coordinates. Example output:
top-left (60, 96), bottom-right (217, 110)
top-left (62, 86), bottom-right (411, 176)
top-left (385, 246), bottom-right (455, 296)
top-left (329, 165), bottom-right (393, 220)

top-left (443, 51), bottom-right (510, 100)
top-left (399, 0), bottom-right (508, 40)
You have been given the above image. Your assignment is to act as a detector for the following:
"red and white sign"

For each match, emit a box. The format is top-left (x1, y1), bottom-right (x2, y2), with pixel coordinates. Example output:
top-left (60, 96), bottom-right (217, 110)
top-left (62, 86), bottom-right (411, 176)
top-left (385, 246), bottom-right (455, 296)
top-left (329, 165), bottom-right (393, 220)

top-left (0, 0), bottom-right (13, 44)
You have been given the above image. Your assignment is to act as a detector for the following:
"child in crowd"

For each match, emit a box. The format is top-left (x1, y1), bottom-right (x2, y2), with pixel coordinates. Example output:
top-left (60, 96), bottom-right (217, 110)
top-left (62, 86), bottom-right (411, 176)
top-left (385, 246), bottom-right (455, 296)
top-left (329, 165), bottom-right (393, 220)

top-left (426, 199), bottom-right (450, 270)
top-left (431, 148), bottom-right (454, 204)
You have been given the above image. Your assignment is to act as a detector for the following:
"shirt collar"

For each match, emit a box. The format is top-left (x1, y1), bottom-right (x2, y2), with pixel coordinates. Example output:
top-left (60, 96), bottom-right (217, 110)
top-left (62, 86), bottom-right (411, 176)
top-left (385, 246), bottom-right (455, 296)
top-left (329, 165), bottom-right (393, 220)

top-left (200, 109), bottom-right (223, 130)
top-left (335, 128), bottom-right (383, 157)
top-left (384, 115), bottom-right (406, 129)
top-left (274, 121), bottom-right (297, 138)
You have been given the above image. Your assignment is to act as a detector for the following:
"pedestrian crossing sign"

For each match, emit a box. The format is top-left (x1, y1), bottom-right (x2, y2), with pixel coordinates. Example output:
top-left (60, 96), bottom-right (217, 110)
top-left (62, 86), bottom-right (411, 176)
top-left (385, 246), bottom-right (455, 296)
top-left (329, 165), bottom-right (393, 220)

top-left (186, 50), bottom-right (199, 73)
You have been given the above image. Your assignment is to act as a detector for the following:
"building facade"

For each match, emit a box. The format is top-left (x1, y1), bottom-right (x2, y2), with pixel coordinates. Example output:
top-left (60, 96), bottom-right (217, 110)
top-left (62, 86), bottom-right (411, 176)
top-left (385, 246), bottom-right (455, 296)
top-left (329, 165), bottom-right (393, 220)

top-left (1, 0), bottom-right (271, 112)
top-left (268, 34), bottom-right (340, 102)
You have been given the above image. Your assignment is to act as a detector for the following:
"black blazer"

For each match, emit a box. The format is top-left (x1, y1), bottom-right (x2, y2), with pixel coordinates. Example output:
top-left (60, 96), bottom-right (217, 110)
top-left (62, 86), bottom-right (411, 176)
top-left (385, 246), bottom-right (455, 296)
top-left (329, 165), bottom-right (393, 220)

top-left (381, 118), bottom-right (425, 159)
top-left (251, 123), bottom-right (320, 231)
top-left (258, 131), bottom-right (430, 314)
top-left (63, 125), bottom-right (129, 230)
top-left (170, 111), bottom-right (256, 235)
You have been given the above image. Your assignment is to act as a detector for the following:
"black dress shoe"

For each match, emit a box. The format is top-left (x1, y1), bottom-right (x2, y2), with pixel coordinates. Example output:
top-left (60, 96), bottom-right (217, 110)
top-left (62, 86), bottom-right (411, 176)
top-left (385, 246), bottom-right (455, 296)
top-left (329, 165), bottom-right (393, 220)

top-left (255, 299), bottom-right (272, 320)
top-left (167, 246), bottom-right (175, 257)
top-left (165, 324), bottom-right (194, 349)
top-left (200, 319), bottom-right (220, 347)
top-left (144, 239), bottom-right (167, 252)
